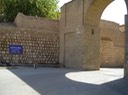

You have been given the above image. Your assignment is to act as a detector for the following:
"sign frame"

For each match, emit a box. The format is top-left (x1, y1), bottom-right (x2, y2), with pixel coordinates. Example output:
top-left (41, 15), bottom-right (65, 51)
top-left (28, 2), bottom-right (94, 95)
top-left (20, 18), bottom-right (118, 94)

top-left (9, 45), bottom-right (23, 55)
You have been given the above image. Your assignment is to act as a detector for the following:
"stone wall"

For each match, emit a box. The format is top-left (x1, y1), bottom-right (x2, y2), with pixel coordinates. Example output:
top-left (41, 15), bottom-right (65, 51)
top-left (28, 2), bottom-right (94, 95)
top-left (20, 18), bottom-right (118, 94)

top-left (100, 20), bottom-right (125, 47)
top-left (0, 13), bottom-right (125, 68)
top-left (100, 40), bottom-right (124, 67)
top-left (14, 13), bottom-right (59, 32)
top-left (0, 27), bottom-right (59, 65)
top-left (0, 14), bottom-right (60, 66)
top-left (60, 0), bottom-right (101, 70)
top-left (100, 20), bottom-right (125, 67)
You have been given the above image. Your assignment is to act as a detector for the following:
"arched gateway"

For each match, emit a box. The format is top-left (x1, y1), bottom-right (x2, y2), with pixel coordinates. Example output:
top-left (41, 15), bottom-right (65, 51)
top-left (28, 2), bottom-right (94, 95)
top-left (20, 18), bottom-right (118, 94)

top-left (59, 0), bottom-right (128, 76)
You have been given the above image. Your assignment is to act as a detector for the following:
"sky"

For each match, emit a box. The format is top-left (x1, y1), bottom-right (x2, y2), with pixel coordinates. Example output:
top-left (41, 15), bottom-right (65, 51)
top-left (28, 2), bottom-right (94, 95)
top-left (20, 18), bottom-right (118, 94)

top-left (58, 0), bottom-right (127, 25)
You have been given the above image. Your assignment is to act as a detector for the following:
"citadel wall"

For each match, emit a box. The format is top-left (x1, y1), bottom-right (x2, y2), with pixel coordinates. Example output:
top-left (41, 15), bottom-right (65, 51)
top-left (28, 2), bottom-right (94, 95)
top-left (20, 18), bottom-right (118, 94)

top-left (0, 13), bottom-right (125, 67)
top-left (0, 13), bottom-right (60, 66)
top-left (100, 20), bottom-right (124, 67)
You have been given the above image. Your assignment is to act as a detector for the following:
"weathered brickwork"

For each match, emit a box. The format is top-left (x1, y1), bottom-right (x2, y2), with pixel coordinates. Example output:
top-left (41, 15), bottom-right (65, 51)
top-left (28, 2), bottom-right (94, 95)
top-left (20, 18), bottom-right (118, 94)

top-left (100, 40), bottom-right (124, 67)
top-left (57, 0), bottom-right (127, 76)
top-left (60, 0), bottom-right (114, 70)
top-left (0, 27), bottom-right (59, 65)
top-left (14, 13), bottom-right (59, 32)
top-left (100, 20), bottom-right (125, 47)
top-left (100, 20), bottom-right (125, 67)
top-left (0, 13), bottom-right (59, 65)
top-left (0, 0), bottom-right (128, 77)
top-left (0, 13), bottom-right (125, 68)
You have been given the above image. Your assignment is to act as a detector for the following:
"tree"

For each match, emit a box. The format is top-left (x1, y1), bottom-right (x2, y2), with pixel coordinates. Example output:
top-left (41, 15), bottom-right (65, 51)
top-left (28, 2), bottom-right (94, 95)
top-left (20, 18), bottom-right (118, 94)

top-left (36, 0), bottom-right (59, 19)
top-left (0, 1), bottom-right (5, 22)
top-left (0, 0), bottom-right (59, 22)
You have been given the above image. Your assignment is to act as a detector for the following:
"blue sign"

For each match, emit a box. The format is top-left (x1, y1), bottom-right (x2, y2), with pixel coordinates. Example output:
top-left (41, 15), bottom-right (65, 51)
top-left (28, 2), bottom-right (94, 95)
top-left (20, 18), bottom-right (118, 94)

top-left (9, 45), bottom-right (23, 54)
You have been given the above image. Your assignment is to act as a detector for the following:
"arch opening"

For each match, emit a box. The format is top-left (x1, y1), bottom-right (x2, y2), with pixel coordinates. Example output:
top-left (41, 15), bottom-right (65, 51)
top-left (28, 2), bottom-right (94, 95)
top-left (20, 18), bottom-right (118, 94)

top-left (100, 0), bottom-right (126, 68)
top-left (60, 0), bottom-right (128, 76)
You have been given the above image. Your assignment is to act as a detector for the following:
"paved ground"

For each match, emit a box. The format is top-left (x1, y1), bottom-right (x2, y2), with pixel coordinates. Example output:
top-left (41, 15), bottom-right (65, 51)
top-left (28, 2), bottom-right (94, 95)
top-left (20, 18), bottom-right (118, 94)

top-left (0, 67), bottom-right (128, 95)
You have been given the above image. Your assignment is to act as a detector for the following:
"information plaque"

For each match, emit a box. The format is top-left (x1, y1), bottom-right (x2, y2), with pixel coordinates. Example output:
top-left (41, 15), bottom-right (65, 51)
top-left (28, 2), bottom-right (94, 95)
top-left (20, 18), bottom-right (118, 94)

top-left (9, 45), bottom-right (23, 55)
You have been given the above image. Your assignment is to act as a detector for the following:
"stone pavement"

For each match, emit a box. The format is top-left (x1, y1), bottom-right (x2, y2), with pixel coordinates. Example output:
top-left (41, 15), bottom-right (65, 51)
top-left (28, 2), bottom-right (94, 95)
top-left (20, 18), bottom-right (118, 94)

top-left (0, 67), bottom-right (128, 95)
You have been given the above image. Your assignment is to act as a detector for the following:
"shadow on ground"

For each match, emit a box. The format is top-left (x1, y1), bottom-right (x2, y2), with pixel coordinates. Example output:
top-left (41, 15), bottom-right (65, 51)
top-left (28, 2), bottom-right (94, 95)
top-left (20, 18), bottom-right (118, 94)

top-left (8, 67), bottom-right (128, 95)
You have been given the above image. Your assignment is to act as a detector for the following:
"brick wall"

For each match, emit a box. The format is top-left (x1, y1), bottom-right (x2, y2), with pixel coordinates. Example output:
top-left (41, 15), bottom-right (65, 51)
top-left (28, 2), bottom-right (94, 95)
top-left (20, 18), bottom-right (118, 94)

top-left (14, 13), bottom-right (59, 32)
top-left (0, 13), bottom-right (60, 65)
top-left (0, 13), bottom-right (125, 67)
top-left (0, 27), bottom-right (59, 65)
top-left (100, 20), bottom-right (125, 47)
top-left (100, 20), bottom-right (124, 67)
top-left (100, 40), bottom-right (124, 67)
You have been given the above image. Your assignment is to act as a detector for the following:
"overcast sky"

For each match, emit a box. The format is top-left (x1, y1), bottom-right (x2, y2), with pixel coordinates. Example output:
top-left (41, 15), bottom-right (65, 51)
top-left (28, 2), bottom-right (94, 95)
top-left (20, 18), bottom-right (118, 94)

top-left (58, 0), bottom-right (127, 25)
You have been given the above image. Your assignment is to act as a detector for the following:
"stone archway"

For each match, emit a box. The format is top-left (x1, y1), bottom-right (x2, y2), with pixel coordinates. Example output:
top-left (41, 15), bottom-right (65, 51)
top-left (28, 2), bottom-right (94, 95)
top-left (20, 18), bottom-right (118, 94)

top-left (60, 0), bottom-right (128, 76)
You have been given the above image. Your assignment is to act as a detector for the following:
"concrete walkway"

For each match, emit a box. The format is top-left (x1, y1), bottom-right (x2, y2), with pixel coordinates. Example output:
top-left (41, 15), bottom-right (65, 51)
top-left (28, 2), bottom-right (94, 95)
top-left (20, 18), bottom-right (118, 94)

top-left (0, 67), bottom-right (128, 95)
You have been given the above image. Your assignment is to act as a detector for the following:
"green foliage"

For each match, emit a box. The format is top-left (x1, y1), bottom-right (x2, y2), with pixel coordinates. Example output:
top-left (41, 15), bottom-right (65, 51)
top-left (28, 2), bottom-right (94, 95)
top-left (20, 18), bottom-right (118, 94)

top-left (0, 0), bottom-right (59, 22)
top-left (0, 1), bottom-right (4, 22)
